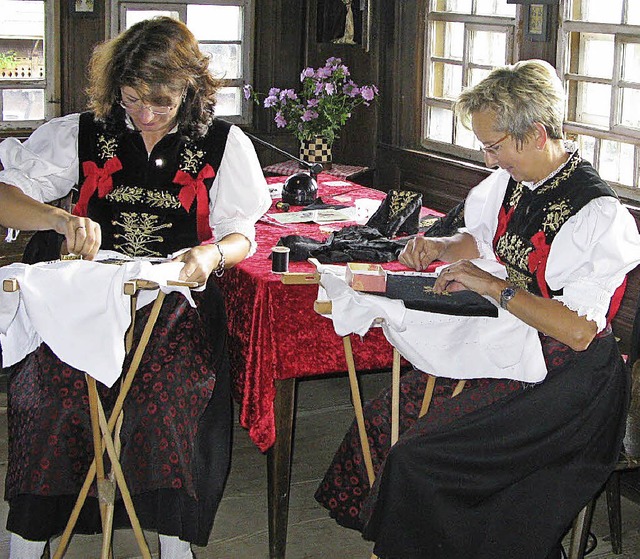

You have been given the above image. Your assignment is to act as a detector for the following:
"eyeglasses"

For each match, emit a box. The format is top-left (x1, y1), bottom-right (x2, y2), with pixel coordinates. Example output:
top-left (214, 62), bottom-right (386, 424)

top-left (119, 97), bottom-right (179, 116)
top-left (480, 133), bottom-right (510, 156)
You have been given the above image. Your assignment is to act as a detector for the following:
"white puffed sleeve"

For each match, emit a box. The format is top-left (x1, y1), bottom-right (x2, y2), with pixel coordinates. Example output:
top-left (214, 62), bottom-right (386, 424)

top-left (463, 168), bottom-right (509, 260)
top-left (547, 197), bottom-right (640, 332)
top-left (0, 113), bottom-right (80, 203)
top-left (208, 125), bottom-right (271, 254)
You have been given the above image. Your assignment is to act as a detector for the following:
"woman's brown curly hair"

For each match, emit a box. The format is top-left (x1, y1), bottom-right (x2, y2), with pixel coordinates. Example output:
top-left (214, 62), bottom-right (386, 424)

top-left (86, 16), bottom-right (224, 140)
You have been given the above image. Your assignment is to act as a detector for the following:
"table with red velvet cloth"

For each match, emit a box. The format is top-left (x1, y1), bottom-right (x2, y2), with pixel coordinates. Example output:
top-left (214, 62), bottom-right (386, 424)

top-left (217, 173), bottom-right (442, 559)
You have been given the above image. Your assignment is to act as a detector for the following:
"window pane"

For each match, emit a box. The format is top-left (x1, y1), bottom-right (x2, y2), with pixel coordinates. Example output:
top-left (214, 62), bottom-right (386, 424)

top-left (215, 86), bottom-right (242, 116)
top-left (427, 106), bottom-right (453, 142)
top-left (475, 0), bottom-right (515, 17)
top-left (187, 5), bottom-right (242, 41)
top-left (622, 42), bottom-right (640, 83)
top-left (628, 1), bottom-right (640, 24)
top-left (431, 21), bottom-right (464, 59)
top-left (599, 139), bottom-right (635, 185)
top-left (455, 120), bottom-right (477, 149)
top-left (572, 0), bottom-right (623, 23)
top-left (429, 62), bottom-right (462, 99)
top-left (576, 81), bottom-right (611, 127)
top-left (200, 43), bottom-right (242, 80)
top-left (125, 10), bottom-right (179, 29)
top-left (576, 33), bottom-right (614, 79)
top-left (2, 88), bottom-right (44, 120)
top-left (469, 30), bottom-right (507, 66)
top-left (575, 134), bottom-right (596, 166)
top-left (433, 0), bottom-right (472, 13)
top-left (0, 1), bottom-right (44, 81)
top-left (620, 87), bottom-right (640, 128)
top-left (468, 67), bottom-right (492, 87)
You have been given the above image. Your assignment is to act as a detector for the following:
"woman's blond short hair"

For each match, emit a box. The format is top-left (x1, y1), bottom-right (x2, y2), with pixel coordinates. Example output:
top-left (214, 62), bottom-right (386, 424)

top-left (455, 59), bottom-right (565, 146)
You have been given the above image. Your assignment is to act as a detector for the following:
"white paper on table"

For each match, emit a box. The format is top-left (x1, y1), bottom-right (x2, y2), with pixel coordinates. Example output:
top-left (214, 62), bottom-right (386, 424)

top-left (267, 207), bottom-right (354, 225)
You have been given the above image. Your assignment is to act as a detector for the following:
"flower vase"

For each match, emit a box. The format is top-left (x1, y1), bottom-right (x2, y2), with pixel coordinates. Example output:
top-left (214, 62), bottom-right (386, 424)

top-left (299, 136), bottom-right (332, 170)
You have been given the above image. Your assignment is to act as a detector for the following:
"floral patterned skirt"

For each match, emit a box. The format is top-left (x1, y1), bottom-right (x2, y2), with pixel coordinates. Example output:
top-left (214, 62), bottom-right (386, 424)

top-left (4, 280), bottom-right (231, 546)
top-left (315, 331), bottom-right (629, 559)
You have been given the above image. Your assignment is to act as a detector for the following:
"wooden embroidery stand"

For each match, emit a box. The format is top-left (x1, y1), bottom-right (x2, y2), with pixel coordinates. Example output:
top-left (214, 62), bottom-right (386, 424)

top-left (2, 276), bottom-right (196, 559)
top-left (282, 269), bottom-right (467, 559)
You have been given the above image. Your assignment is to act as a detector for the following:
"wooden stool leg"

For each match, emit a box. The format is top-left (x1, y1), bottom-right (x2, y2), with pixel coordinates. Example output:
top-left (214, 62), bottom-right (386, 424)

top-left (343, 335), bottom-right (376, 486)
top-left (53, 291), bottom-right (166, 559)
top-left (419, 375), bottom-right (436, 418)
top-left (568, 500), bottom-right (595, 559)
top-left (391, 349), bottom-right (401, 446)
top-left (605, 472), bottom-right (623, 554)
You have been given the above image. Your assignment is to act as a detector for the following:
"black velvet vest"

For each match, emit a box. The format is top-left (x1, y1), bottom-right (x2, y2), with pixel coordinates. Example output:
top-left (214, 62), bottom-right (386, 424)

top-left (493, 152), bottom-right (616, 298)
top-left (76, 112), bottom-right (230, 257)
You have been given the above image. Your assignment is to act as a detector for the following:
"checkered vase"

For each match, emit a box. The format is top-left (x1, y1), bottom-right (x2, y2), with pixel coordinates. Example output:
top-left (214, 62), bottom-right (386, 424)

top-left (299, 136), bottom-right (333, 170)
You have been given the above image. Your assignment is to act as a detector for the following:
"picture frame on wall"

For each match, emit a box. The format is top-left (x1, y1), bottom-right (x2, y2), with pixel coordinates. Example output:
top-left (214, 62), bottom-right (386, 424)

top-left (316, 0), bottom-right (371, 52)
top-left (74, 0), bottom-right (94, 13)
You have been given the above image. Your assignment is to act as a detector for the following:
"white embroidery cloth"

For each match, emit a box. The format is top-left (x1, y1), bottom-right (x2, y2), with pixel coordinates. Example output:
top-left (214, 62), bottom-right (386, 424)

top-left (317, 260), bottom-right (548, 383)
top-left (0, 252), bottom-right (196, 387)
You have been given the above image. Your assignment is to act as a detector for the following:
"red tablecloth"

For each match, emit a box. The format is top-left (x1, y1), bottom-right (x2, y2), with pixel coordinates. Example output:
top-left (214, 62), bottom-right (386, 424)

top-left (218, 173), bottom-right (442, 452)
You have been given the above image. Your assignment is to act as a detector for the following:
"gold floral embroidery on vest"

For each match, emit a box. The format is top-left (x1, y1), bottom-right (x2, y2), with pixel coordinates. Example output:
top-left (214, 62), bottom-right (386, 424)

top-left (537, 155), bottom-right (582, 194)
top-left (388, 191), bottom-right (420, 217)
top-left (180, 146), bottom-right (206, 174)
top-left (97, 134), bottom-right (118, 160)
top-left (504, 265), bottom-right (531, 290)
top-left (107, 186), bottom-right (145, 204)
top-left (112, 212), bottom-right (173, 257)
top-left (542, 199), bottom-right (572, 234)
top-left (508, 181), bottom-right (525, 209)
top-left (495, 231), bottom-right (531, 271)
top-left (107, 186), bottom-right (182, 209)
top-left (146, 190), bottom-right (182, 209)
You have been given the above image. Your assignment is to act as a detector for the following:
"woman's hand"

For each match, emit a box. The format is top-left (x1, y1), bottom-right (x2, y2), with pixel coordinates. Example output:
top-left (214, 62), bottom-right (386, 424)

top-left (399, 237), bottom-right (445, 271)
top-left (57, 213), bottom-right (102, 260)
top-left (173, 244), bottom-right (221, 285)
top-left (433, 259), bottom-right (503, 297)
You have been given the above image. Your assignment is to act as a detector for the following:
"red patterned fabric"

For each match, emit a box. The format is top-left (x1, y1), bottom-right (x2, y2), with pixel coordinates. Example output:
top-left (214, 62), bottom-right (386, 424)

top-left (174, 164), bottom-right (216, 242)
top-left (219, 174), bottom-right (442, 452)
top-left (74, 158), bottom-right (123, 217)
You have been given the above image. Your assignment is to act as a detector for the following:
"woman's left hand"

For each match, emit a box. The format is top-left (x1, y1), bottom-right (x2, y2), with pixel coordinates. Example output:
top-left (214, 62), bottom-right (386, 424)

top-left (173, 245), bottom-right (220, 285)
top-left (434, 259), bottom-right (503, 298)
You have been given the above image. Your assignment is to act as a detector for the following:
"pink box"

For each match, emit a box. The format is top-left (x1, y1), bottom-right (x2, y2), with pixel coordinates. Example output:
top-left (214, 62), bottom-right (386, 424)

top-left (346, 263), bottom-right (387, 293)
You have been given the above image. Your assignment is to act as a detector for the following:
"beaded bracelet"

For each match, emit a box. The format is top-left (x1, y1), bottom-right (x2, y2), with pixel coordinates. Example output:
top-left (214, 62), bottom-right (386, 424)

top-left (213, 243), bottom-right (225, 277)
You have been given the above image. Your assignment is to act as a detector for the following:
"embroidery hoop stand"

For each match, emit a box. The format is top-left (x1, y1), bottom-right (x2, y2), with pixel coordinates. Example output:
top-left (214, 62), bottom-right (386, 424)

top-left (282, 266), bottom-right (467, 559)
top-left (3, 276), bottom-right (196, 559)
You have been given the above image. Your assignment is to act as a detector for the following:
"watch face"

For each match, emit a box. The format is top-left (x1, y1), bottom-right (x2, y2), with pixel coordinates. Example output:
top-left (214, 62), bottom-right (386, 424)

top-left (500, 286), bottom-right (517, 309)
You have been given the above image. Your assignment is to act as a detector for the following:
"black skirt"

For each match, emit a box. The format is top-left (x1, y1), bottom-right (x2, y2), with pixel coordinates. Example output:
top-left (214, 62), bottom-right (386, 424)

top-left (315, 331), bottom-right (629, 559)
top-left (4, 279), bottom-right (232, 547)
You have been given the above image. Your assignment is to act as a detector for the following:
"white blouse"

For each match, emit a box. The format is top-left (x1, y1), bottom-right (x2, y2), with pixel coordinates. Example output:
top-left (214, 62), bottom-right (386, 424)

top-left (0, 113), bottom-right (272, 253)
top-left (464, 168), bottom-right (640, 332)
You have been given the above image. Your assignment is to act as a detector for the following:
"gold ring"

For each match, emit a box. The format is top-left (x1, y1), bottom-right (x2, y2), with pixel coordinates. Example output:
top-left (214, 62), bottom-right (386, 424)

top-left (75, 225), bottom-right (85, 230)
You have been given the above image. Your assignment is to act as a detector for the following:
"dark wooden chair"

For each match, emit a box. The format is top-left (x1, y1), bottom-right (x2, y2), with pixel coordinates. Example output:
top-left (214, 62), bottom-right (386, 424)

top-left (568, 264), bottom-right (640, 558)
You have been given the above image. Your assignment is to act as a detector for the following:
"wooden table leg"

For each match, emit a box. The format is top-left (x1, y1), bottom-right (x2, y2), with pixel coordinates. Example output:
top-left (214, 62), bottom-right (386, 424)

top-left (267, 378), bottom-right (296, 559)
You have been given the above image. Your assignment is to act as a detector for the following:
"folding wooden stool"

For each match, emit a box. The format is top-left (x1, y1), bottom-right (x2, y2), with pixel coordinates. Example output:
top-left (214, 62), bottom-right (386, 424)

top-left (3, 276), bottom-right (195, 559)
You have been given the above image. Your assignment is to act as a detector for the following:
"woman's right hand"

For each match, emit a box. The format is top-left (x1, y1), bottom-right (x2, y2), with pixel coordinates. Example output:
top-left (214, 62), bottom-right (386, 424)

top-left (55, 211), bottom-right (102, 260)
top-left (399, 236), bottom-right (444, 271)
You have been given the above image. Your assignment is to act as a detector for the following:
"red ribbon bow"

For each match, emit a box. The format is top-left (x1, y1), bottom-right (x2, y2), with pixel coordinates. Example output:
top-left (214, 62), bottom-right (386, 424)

top-left (74, 158), bottom-right (123, 216)
top-left (528, 231), bottom-right (551, 298)
top-left (174, 164), bottom-right (215, 242)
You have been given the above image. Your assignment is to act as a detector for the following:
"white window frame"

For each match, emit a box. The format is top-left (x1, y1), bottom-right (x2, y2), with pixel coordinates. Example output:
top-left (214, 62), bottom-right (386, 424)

top-left (557, 0), bottom-right (640, 201)
top-left (109, 0), bottom-right (254, 125)
top-left (421, 1), bottom-right (518, 161)
top-left (0, 0), bottom-right (61, 132)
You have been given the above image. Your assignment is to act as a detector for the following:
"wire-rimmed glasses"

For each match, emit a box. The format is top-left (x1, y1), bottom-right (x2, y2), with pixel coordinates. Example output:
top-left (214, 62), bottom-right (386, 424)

top-left (480, 133), bottom-right (510, 157)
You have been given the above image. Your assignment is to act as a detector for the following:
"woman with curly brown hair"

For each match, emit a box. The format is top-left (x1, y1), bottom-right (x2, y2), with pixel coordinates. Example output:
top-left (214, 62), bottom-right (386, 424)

top-left (0, 16), bottom-right (270, 558)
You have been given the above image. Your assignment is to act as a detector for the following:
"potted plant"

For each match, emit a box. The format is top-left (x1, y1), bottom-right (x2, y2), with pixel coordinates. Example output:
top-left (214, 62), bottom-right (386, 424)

top-left (244, 57), bottom-right (378, 168)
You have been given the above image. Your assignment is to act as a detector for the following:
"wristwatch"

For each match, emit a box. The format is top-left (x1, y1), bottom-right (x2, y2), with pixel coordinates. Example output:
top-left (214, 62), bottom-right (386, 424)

top-left (499, 286), bottom-right (518, 310)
